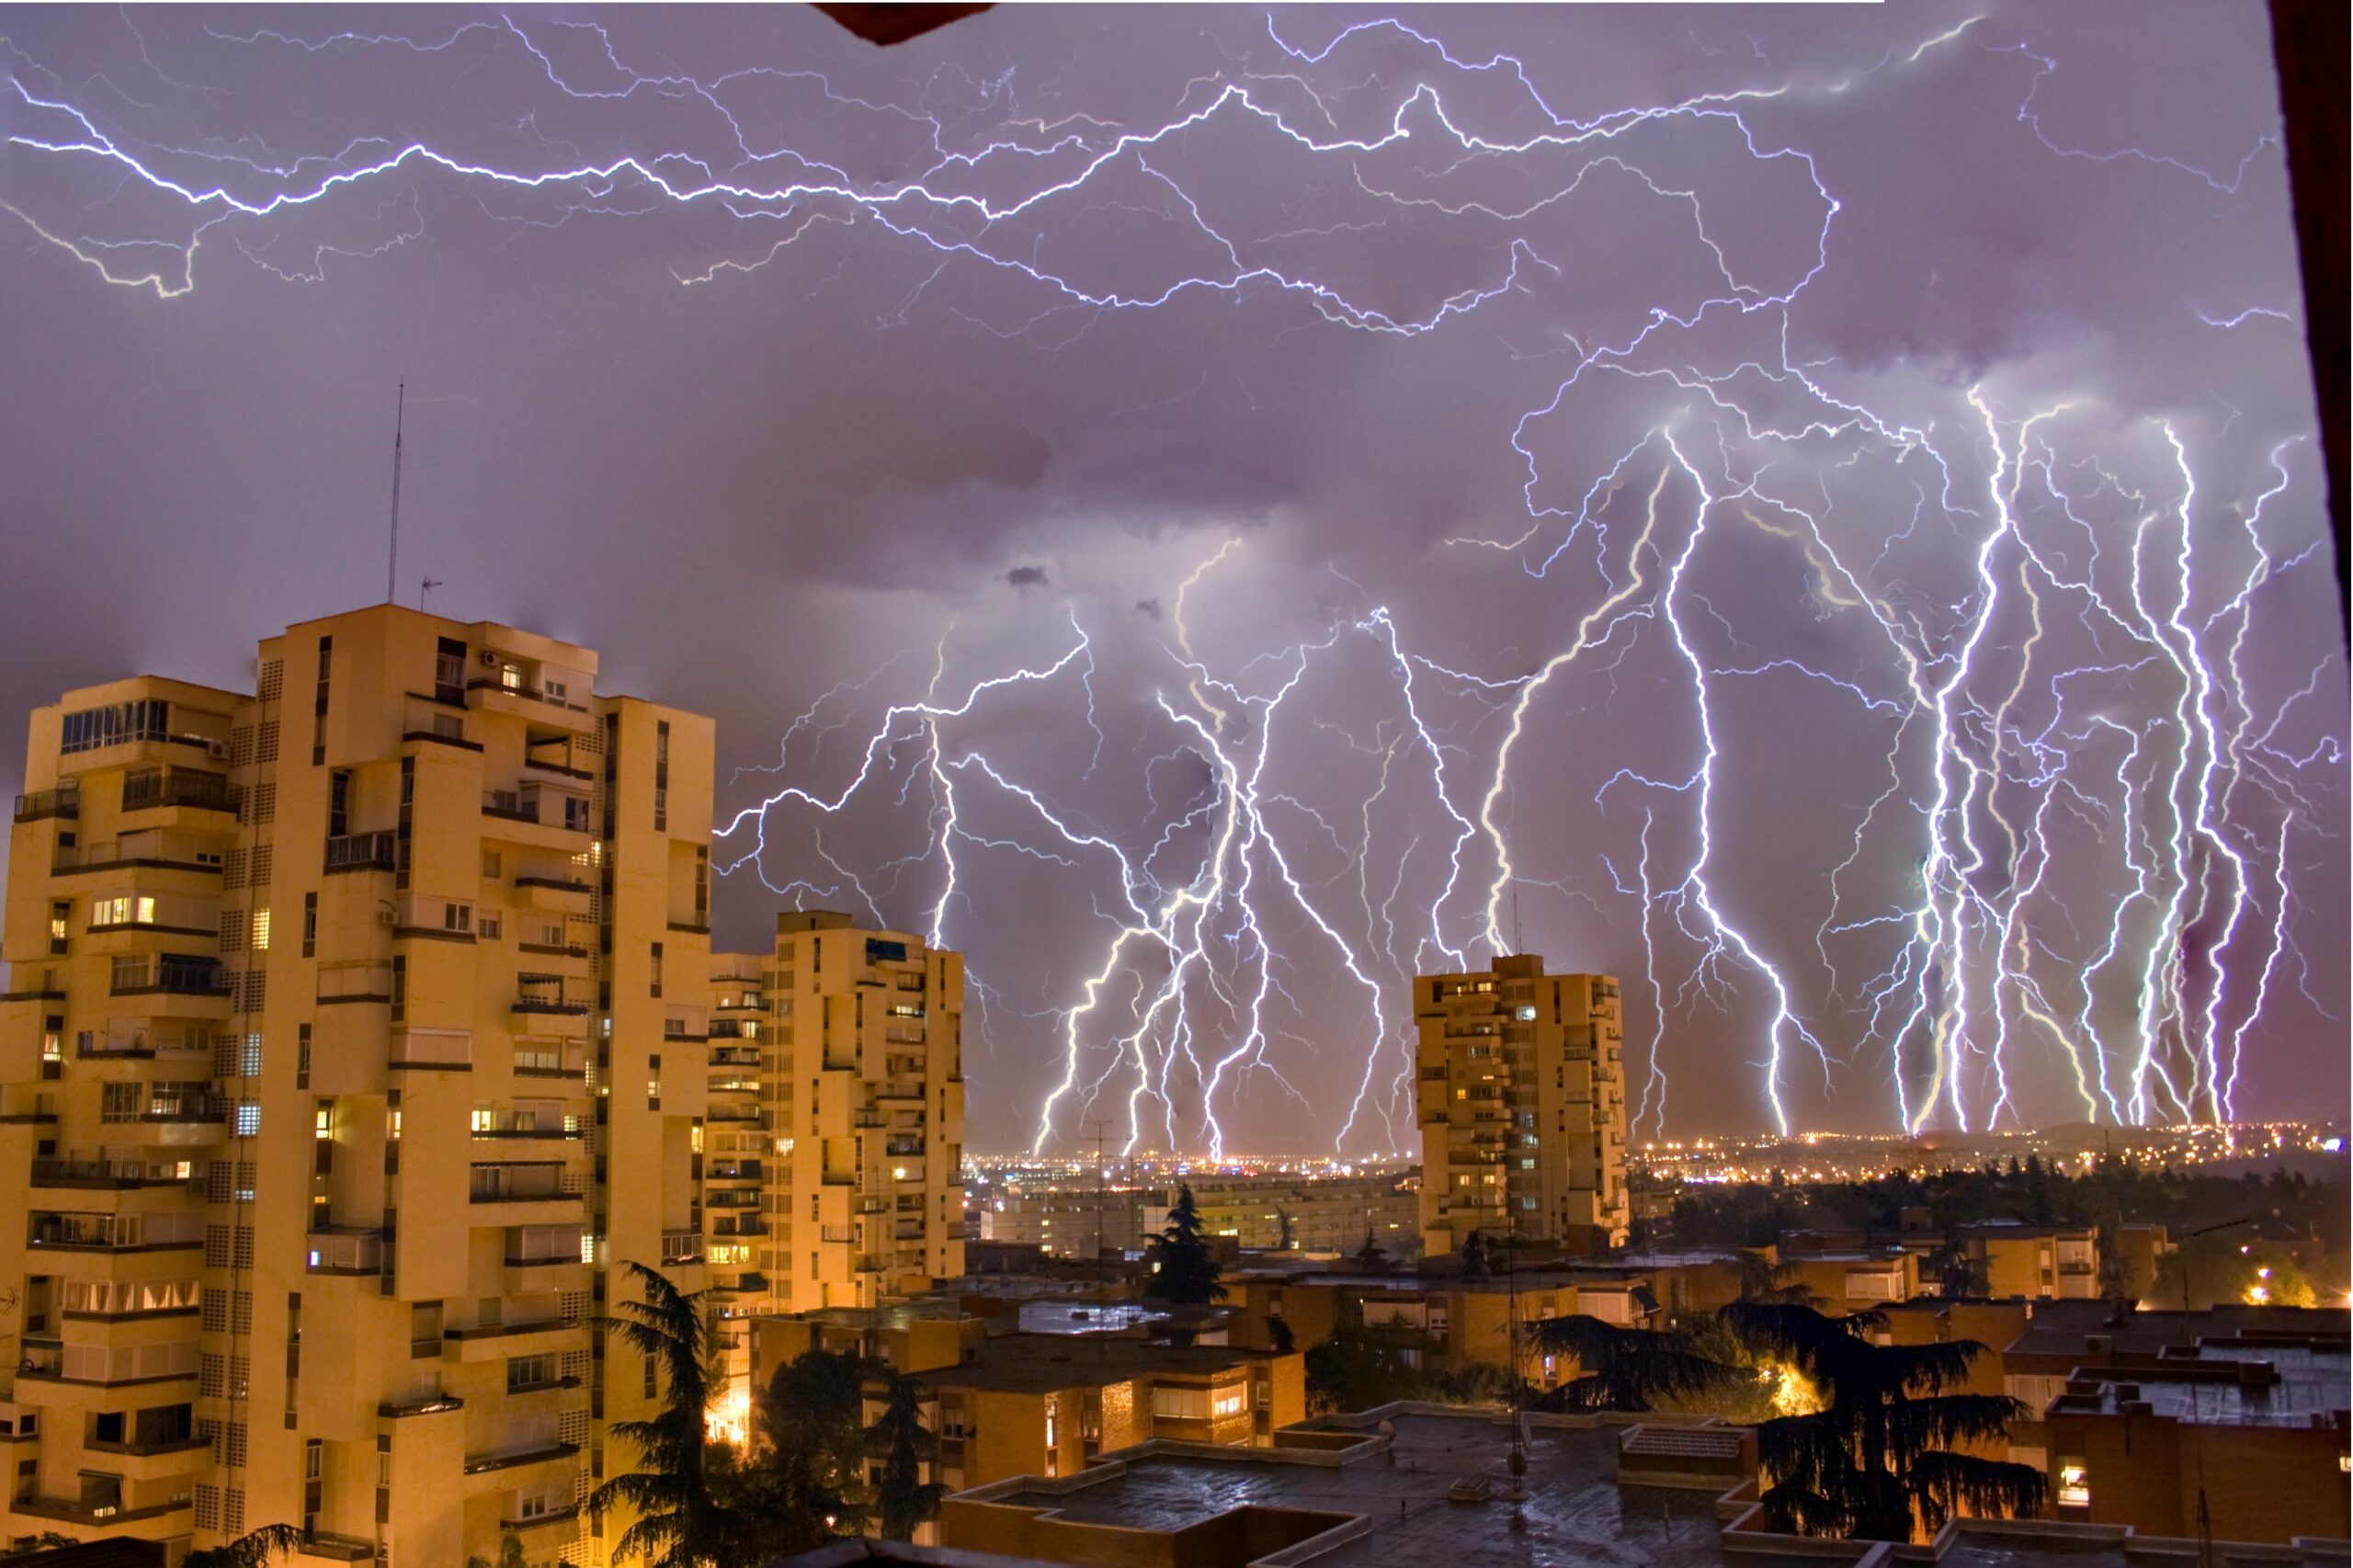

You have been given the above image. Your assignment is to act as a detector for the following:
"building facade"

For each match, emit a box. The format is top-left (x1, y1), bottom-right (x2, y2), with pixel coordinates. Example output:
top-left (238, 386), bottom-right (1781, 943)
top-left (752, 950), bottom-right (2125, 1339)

top-left (746, 912), bottom-right (965, 1314)
top-left (1413, 958), bottom-right (1627, 1257)
top-left (0, 606), bottom-right (714, 1566)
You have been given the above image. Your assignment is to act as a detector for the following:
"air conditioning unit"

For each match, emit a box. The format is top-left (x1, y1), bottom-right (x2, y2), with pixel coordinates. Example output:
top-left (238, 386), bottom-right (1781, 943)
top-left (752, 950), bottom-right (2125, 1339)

top-left (481, 650), bottom-right (503, 667)
top-left (205, 739), bottom-right (230, 760)
top-left (377, 907), bottom-right (399, 927)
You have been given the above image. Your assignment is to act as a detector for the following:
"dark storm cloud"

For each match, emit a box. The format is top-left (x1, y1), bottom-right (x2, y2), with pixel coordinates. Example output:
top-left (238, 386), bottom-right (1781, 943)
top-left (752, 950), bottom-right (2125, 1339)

top-left (0, 5), bottom-right (2340, 1149)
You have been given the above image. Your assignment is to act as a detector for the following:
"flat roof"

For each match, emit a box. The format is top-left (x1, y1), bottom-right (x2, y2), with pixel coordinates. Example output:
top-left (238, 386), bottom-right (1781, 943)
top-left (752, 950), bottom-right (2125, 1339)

top-left (911, 1334), bottom-right (1272, 1395)
top-left (2063, 1346), bottom-right (2350, 1428)
top-left (983, 1414), bottom-right (1727, 1568)
top-left (2006, 1301), bottom-right (2349, 1360)
top-left (947, 1409), bottom-right (2346, 1568)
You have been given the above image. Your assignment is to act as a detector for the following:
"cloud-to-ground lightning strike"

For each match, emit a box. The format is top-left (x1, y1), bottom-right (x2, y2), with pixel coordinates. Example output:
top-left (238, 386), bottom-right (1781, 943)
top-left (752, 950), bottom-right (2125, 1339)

top-left (3, 8), bottom-right (2337, 1149)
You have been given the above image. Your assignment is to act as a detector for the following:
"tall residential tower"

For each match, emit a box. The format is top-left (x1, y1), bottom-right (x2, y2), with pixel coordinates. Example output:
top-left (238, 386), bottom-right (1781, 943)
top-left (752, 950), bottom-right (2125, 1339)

top-left (1413, 957), bottom-right (1628, 1257)
top-left (0, 605), bottom-right (713, 1565)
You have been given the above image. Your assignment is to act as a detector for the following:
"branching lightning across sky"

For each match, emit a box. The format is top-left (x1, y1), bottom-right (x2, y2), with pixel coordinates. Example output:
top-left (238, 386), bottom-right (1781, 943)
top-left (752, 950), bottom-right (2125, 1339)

top-left (1, 6), bottom-right (2339, 1149)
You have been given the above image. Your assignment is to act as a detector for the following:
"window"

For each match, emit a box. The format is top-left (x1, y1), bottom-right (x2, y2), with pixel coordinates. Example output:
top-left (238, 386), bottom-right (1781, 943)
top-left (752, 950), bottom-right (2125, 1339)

top-left (643, 1355), bottom-right (658, 1400)
top-left (328, 769), bottom-right (351, 837)
top-left (650, 942), bottom-right (664, 998)
top-left (508, 1354), bottom-right (557, 1392)
top-left (49, 901), bottom-right (68, 952)
top-left (313, 636), bottom-right (332, 766)
top-left (91, 895), bottom-right (158, 928)
top-left (654, 720), bottom-right (671, 830)
top-left (252, 908), bottom-right (270, 951)
top-left (235, 1102), bottom-right (261, 1137)
top-left (2057, 1463), bottom-right (2089, 1507)
top-left (390, 957), bottom-right (406, 1024)
top-left (444, 902), bottom-right (472, 933)
top-left (302, 893), bottom-right (317, 958)
top-left (60, 699), bottom-right (171, 755)
top-left (435, 637), bottom-right (467, 701)
top-left (479, 913), bottom-right (501, 939)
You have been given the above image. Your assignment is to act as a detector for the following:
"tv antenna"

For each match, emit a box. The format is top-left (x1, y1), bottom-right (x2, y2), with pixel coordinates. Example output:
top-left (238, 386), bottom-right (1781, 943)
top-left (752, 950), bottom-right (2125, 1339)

top-left (384, 381), bottom-right (406, 605)
top-left (418, 577), bottom-right (444, 613)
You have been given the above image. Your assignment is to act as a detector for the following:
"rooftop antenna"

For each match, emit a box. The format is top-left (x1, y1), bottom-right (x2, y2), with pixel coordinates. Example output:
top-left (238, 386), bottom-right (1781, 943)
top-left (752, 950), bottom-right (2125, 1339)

top-left (385, 381), bottom-right (405, 605)
top-left (418, 577), bottom-right (443, 613)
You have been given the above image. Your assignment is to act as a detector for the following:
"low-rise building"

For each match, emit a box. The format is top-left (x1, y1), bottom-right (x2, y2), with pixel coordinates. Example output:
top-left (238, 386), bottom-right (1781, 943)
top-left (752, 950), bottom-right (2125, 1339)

top-left (1959, 1221), bottom-right (2100, 1300)
top-left (909, 1335), bottom-right (1305, 1492)
top-left (2042, 1338), bottom-right (2350, 1543)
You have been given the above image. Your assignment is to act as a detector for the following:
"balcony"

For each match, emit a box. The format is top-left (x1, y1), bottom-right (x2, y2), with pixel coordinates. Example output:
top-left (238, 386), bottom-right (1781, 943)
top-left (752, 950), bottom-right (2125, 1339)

top-left (121, 767), bottom-right (232, 814)
top-left (513, 976), bottom-right (592, 1017)
top-left (319, 961), bottom-right (395, 1006)
top-left (661, 1231), bottom-right (704, 1266)
top-left (14, 782), bottom-right (79, 823)
top-left (484, 787), bottom-right (591, 836)
top-left (468, 1163), bottom-right (577, 1204)
top-left (307, 1227), bottom-right (386, 1275)
top-left (461, 1437), bottom-right (579, 1477)
top-left (30, 1158), bottom-right (195, 1190)
top-left (30, 1210), bottom-right (206, 1252)
top-left (324, 831), bottom-right (397, 874)
top-left (53, 831), bottom-right (224, 877)
top-left (16, 1335), bottom-right (199, 1386)
top-left (107, 956), bottom-right (227, 1000)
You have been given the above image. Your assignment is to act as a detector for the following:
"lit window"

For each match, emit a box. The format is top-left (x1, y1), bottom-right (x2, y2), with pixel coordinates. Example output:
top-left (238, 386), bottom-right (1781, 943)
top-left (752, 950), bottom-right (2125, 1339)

top-left (313, 1107), bottom-right (332, 1138)
top-left (2057, 1464), bottom-right (2089, 1507)
top-left (471, 1108), bottom-right (496, 1132)
top-left (235, 1102), bottom-right (262, 1137)
top-left (252, 908), bottom-right (271, 950)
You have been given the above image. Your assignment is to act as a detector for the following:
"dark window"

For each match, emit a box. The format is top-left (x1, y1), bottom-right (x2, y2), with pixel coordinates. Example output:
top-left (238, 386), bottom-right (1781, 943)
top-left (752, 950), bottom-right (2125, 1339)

top-left (313, 635), bottom-right (333, 766)
top-left (301, 893), bottom-right (318, 958)
top-left (434, 637), bottom-right (467, 703)
top-left (328, 771), bottom-right (351, 838)
top-left (650, 943), bottom-right (664, 999)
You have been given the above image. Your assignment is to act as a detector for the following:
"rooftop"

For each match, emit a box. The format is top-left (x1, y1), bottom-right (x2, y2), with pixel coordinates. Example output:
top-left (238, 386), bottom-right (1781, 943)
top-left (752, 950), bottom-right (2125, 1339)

top-left (2005, 1301), bottom-right (2349, 1361)
top-left (936, 1407), bottom-right (2348, 1568)
top-left (2055, 1345), bottom-right (2350, 1428)
top-left (973, 1413), bottom-right (1726, 1568)
top-left (910, 1333), bottom-right (1275, 1395)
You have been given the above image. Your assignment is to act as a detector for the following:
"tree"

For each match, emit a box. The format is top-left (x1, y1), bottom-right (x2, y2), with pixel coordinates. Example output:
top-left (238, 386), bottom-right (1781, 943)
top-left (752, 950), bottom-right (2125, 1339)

top-left (182, 1525), bottom-right (307, 1568)
top-left (1303, 1321), bottom-right (1434, 1414)
top-left (1724, 1302), bottom-right (2043, 1541)
top-left (1460, 1229), bottom-right (1492, 1279)
top-left (1733, 1249), bottom-right (1821, 1306)
top-left (1143, 1185), bottom-right (1226, 1303)
top-left (1267, 1315), bottom-right (1297, 1355)
top-left (588, 1261), bottom-right (738, 1568)
top-left (1350, 1227), bottom-right (1394, 1274)
top-left (868, 1372), bottom-right (947, 1540)
top-left (1925, 1240), bottom-right (1989, 1300)
top-left (1529, 1315), bottom-right (1739, 1413)
top-left (1276, 1208), bottom-right (1297, 1251)
top-left (466, 1538), bottom-right (529, 1568)
top-left (731, 1347), bottom-right (871, 1557)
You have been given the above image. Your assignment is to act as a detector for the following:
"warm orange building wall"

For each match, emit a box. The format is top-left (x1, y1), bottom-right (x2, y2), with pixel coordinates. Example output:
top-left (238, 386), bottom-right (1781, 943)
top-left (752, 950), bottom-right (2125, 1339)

top-left (2048, 1414), bottom-right (2351, 1544)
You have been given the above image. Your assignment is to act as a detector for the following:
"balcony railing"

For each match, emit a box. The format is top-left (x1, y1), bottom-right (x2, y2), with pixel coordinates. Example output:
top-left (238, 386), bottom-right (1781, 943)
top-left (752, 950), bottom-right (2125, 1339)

top-left (13, 783), bottom-right (79, 823)
top-left (324, 831), bottom-right (397, 874)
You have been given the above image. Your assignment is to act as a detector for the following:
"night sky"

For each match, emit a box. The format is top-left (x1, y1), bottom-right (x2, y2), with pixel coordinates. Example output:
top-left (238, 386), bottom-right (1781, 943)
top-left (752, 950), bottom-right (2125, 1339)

top-left (0, 6), bottom-right (2343, 1153)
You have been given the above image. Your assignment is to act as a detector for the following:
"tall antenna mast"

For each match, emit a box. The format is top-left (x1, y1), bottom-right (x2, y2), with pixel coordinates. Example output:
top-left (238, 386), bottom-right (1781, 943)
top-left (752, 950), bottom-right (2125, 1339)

top-left (385, 381), bottom-right (406, 604)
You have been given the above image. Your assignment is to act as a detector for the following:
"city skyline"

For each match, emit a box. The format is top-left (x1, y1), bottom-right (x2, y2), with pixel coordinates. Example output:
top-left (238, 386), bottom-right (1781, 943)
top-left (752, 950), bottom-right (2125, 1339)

top-left (0, 5), bottom-right (2345, 1151)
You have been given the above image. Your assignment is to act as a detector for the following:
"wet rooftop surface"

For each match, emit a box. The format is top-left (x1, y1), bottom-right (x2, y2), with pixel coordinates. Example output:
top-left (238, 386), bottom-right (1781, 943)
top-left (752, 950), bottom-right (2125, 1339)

top-left (996, 1415), bottom-right (1728, 1568)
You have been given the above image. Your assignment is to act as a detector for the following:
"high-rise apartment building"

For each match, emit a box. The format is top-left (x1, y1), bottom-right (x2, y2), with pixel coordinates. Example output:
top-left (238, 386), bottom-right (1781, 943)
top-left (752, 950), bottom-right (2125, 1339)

top-left (726, 912), bottom-right (964, 1315)
top-left (1412, 957), bottom-right (1628, 1257)
top-left (0, 605), bottom-right (713, 1565)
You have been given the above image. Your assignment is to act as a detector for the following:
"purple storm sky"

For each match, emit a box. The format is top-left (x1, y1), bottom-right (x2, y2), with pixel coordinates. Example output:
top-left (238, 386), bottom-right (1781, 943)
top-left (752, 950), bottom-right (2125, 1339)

top-left (0, 5), bottom-right (2343, 1153)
